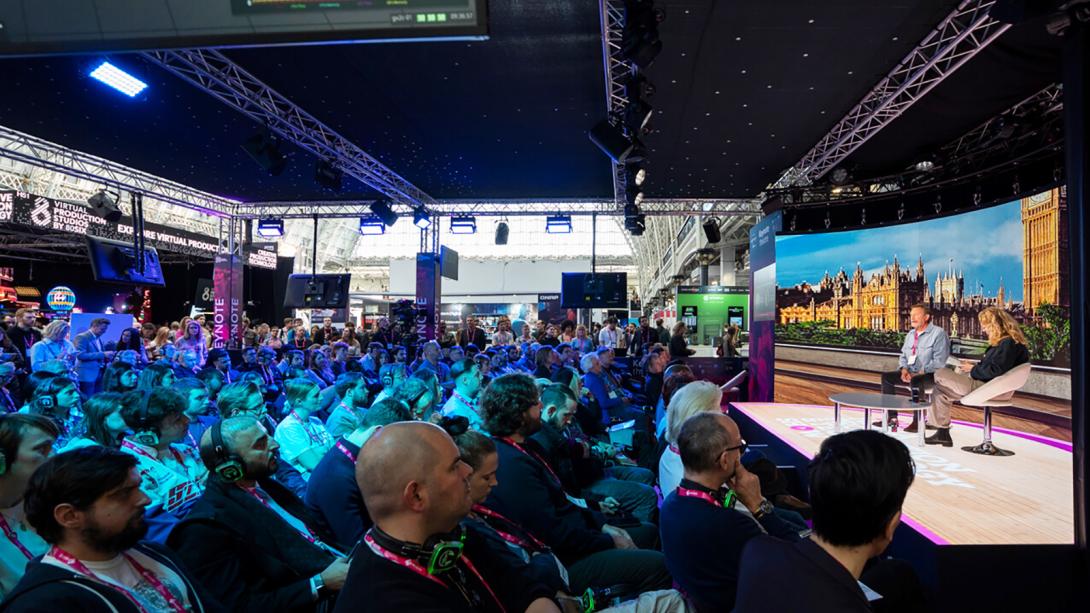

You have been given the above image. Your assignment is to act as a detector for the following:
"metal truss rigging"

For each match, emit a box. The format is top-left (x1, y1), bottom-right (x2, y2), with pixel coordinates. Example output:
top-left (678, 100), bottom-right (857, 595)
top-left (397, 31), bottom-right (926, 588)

top-left (234, 198), bottom-right (761, 220)
top-left (772, 0), bottom-right (1010, 189)
top-left (0, 126), bottom-right (235, 219)
top-left (599, 0), bottom-right (631, 210)
top-left (143, 49), bottom-right (435, 209)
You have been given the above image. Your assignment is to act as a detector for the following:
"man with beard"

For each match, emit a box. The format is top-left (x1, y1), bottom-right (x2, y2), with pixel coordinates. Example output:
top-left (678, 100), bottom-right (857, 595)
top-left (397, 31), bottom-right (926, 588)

top-left (169, 416), bottom-right (349, 612)
top-left (481, 373), bottom-right (671, 595)
top-left (335, 421), bottom-right (559, 613)
top-left (5, 446), bottom-right (220, 611)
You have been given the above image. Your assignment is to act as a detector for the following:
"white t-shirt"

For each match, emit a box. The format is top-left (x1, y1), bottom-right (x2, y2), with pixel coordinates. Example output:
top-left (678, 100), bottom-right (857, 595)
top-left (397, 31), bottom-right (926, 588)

top-left (120, 440), bottom-right (208, 514)
top-left (0, 502), bottom-right (49, 598)
top-left (274, 412), bottom-right (335, 481)
top-left (658, 446), bottom-right (684, 497)
top-left (42, 548), bottom-right (193, 611)
top-left (598, 327), bottom-right (619, 349)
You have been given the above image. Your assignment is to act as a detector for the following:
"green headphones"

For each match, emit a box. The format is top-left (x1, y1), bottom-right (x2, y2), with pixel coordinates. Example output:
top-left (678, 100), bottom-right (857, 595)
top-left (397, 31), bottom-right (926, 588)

top-left (210, 420), bottom-right (245, 482)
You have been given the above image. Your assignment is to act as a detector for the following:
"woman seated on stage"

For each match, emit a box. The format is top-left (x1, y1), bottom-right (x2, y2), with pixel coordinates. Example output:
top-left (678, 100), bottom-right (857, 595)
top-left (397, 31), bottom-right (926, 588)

top-left (925, 307), bottom-right (1029, 447)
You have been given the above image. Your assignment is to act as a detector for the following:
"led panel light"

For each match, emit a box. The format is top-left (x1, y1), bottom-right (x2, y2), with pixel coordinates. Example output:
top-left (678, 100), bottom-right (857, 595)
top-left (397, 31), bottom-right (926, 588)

top-left (450, 215), bottom-right (477, 234)
top-left (545, 215), bottom-right (573, 234)
top-left (359, 216), bottom-right (386, 235)
top-left (89, 62), bottom-right (148, 97)
top-left (256, 218), bottom-right (284, 238)
top-left (413, 208), bottom-right (431, 229)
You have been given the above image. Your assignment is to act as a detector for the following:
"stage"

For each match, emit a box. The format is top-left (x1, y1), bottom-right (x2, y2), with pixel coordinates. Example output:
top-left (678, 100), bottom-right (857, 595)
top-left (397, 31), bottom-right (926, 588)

top-left (730, 402), bottom-right (1075, 546)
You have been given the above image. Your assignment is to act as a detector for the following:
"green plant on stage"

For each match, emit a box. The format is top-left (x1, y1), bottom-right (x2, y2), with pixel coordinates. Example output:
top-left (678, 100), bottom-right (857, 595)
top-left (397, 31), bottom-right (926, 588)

top-left (1022, 302), bottom-right (1070, 363)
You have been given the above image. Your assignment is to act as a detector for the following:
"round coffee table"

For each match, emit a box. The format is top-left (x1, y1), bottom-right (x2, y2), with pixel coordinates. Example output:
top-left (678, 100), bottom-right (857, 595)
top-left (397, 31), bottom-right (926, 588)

top-left (828, 393), bottom-right (930, 447)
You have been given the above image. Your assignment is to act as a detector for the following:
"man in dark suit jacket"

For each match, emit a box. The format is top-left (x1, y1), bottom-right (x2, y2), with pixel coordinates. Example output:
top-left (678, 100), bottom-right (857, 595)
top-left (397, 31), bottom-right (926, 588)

top-left (169, 416), bottom-right (350, 612)
top-left (456, 316), bottom-right (488, 348)
top-left (734, 429), bottom-right (921, 613)
top-left (73, 317), bottom-right (114, 395)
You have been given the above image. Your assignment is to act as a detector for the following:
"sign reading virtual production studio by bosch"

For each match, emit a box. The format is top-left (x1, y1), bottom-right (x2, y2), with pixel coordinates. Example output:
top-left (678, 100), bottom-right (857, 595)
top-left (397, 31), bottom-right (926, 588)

top-left (0, 190), bottom-right (277, 269)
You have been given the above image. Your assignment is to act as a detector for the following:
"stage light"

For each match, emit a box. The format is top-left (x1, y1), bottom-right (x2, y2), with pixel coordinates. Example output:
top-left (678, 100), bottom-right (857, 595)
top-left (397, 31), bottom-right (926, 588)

top-left (621, 1), bottom-right (665, 68)
top-left (89, 61), bottom-right (148, 97)
top-left (623, 99), bottom-right (654, 134)
top-left (546, 215), bottom-right (573, 234)
top-left (315, 159), bottom-right (343, 190)
top-left (450, 215), bottom-right (477, 234)
top-left (624, 213), bottom-right (646, 236)
top-left (358, 216), bottom-right (386, 235)
top-left (626, 183), bottom-right (644, 206)
top-left (256, 218), bottom-right (284, 238)
top-left (413, 208), bottom-right (431, 229)
top-left (495, 221), bottom-right (509, 245)
top-left (241, 132), bottom-right (288, 176)
top-left (87, 190), bottom-right (123, 222)
top-left (829, 166), bottom-right (851, 185)
top-left (915, 158), bottom-right (935, 173)
top-left (369, 200), bottom-right (398, 226)
top-left (627, 164), bottom-right (647, 187)
top-left (589, 119), bottom-right (635, 163)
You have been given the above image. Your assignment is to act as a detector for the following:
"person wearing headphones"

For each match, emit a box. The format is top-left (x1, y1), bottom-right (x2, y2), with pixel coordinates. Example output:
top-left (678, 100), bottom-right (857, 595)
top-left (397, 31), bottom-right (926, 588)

top-left (27, 377), bottom-right (83, 450)
top-left (336, 421), bottom-right (560, 613)
top-left (117, 388), bottom-right (207, 517)
top-left (170, 416), bottom-right (349, 612)
top-left (0, 414), bottom-right (59, 597)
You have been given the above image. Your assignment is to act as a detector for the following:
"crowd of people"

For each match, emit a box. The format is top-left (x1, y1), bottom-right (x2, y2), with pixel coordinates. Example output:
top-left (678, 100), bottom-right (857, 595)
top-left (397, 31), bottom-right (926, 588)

top-left (0, 305), bottom-right (954, 611)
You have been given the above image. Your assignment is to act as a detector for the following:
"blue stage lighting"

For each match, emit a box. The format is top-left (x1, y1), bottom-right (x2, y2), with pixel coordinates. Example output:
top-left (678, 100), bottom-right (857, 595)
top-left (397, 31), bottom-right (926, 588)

top-left (89, 62), bottom-right (148, 97)
top-left (256, 218), bottom-right (284, 238)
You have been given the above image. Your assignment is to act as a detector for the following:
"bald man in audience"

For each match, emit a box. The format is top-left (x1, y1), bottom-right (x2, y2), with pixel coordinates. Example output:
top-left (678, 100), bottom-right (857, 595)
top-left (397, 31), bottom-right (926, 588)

top-left (335, 422), bottom-right (560, 613)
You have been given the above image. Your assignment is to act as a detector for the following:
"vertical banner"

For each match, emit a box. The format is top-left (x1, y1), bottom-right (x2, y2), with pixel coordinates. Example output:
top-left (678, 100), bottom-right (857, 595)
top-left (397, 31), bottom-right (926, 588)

top-left (416, 253), bottom-right (441, 343)
top-left (747, 211), bottom-right (782, 402)
top-left (213, 254), bottom-right (244, 349)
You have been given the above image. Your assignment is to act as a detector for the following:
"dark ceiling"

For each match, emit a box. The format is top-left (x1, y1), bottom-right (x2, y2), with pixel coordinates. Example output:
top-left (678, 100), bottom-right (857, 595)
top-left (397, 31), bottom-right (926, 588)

top-left (0, 0), bottom-right (1066, 204)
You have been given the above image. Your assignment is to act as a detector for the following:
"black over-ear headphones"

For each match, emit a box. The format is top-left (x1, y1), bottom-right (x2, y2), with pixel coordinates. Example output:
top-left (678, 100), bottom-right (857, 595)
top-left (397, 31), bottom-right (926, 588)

top-left (210, 420), bottom-right (245, 482)
top-left (370, 525), bottom-right (466, 575)
top-left (131, 391), bottom-right (160, 447)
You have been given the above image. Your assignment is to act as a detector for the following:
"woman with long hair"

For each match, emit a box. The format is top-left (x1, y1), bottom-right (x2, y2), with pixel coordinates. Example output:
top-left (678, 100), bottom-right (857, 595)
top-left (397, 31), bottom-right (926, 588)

top-left (572, 325), bottom-right (594, 354)
top-left (113, 327), bottom-right (148, 365)
top-left (668, 321), bottom-right (696, 359)
top-left (926, 306), bottom-right (1030, 447)
top-left (101, 361), bottom-right (139, 393)
top-left (147, 326), bottom-right (173, 361)
top-left (63, 391), bottom-right (128, 450)
top-left (308, 350), bottom-right (336, 388)
top-left (137, 361), bottom-right (176, 391)
top-left (719, 324), bottom-right (740, 358)
top-left (28, 376), bottom-right (84, 448)
top-left (28, 320), bottom-right (76, 371)
top-left (175, 320), bottom-right (208, 367)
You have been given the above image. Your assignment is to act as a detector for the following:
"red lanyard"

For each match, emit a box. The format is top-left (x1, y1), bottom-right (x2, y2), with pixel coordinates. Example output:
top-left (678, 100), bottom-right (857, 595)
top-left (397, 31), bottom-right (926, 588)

top-left (238, 485), bottom-right (320, 546)
top-left (121, 439), bottom-right (158, 462)
top-left (364, 533), bottom-right (505, 613)
top-left (48, 546), bottom-right (188, 613)
top-left (335, 441), bottom-right (356, 463)
top-left (0, 513), bottom-right (35, 560)
top-left (677, 487), bottom-right (720, 507)
top-left (290, 412), bottom-right (327, 445)
top-left (499, 437), bottom-right (562, 487)
top-left (911, 329), bottom-right (920, 355)
top-left (471, 505), bottom-right (547, 550)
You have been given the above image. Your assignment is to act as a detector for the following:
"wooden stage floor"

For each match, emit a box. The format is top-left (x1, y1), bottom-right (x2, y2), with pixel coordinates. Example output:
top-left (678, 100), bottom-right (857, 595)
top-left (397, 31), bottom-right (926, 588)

top-left (731, 402), bottom-right (1074, 547)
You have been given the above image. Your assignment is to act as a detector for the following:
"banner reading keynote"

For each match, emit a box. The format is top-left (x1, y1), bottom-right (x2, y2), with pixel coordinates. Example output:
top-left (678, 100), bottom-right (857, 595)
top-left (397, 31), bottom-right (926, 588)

top-left (213, 254), bottom-right (244, 349)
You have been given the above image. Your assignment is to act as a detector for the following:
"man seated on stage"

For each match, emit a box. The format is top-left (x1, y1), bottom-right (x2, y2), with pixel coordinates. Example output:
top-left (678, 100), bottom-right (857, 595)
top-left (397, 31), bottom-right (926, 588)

top-left (877, 303), bottom-right (949, 432)
top-left (335, 421), bottom-right (560, 612)
top-left (7, 447), bottom-right (219, 612)
top-left (734, 430), bottom-right (921, 613)
top-left (170, 416), bottom-right (349, 612)
top-left (660, 412), bottom-right (802, 613)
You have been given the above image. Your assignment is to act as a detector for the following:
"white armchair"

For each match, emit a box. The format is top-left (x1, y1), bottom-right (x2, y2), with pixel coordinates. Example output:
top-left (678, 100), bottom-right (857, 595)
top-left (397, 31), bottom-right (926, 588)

top-left (957, 362), bottom-right (1033, 457)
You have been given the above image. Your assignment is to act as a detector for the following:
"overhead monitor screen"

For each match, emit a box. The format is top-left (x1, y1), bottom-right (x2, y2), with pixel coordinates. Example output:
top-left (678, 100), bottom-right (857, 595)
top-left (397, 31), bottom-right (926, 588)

top-left (0, 0), bottom-right (488, 56)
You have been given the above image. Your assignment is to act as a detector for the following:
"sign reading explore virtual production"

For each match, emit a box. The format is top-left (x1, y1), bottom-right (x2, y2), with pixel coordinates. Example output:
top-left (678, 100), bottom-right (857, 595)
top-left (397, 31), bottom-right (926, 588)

top-left (0, 191), bottom-right (277, 269)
